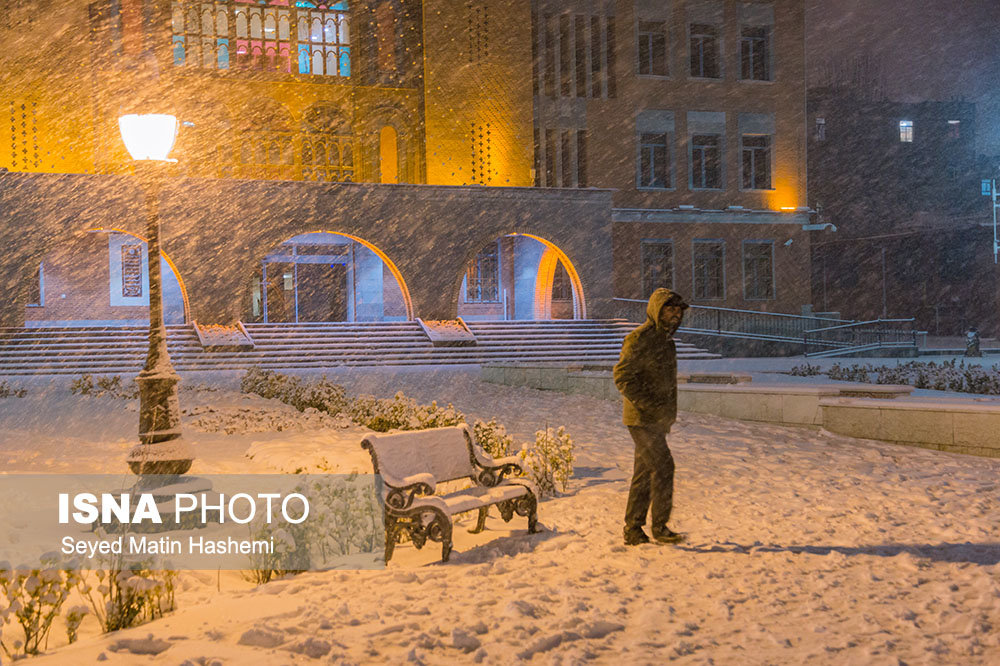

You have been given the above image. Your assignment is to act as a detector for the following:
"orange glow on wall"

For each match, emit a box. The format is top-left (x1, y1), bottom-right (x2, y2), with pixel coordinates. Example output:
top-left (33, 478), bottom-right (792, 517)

top-left (379, 126), bottom-right (399, 184)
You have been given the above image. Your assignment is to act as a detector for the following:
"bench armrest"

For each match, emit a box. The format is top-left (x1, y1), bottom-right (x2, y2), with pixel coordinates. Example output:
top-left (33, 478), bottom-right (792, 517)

top-left (382, 472), bottom-right (436, 511)
top-left (471, 454), bottom-right (524, 488)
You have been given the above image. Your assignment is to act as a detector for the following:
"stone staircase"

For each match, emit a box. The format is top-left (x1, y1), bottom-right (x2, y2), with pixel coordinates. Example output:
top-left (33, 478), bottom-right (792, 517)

top-left (0, 320), bottom-right (719, 375)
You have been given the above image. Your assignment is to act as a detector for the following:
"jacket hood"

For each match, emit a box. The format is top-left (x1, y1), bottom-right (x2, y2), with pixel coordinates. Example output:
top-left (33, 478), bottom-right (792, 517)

top-left (646, 288), bottom-right (686, 331)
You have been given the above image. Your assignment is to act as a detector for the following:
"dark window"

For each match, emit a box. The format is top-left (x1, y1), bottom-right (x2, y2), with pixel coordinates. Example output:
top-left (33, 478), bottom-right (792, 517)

top-left (577, 130), bottom-right (587, 187)
top-left (947, 120), bottom-right (961, 139)
top-left (575, 15), bottom-right (587, 96)
top-left (740, 25), bottom-right (769, 81)
top-left (691, 134), bottom-right (722, 189)
top-left (641, 241), bottom-right (673, 298)
top-left (689, 23), bottom-right (720, 78)
top-left (560, 14), bottom-right (571, 96)
top-left (466, 243), bottom-right (500, 302)
top-left (814, 117), bottom-right (826, 141)
top-left (27, 263), bottom-right (42, 306)
top-left (606, 16), bottom-right (616, 97)
top-left (591, 16), bottom-right (603, 96)
top-left (544, 13), bottom-right (556, 96)
top-left (693, 241), bottom-right (725, 300)
top-left (561, 130), bottom-right (573, 186)
top-left (638, 132), bottom-right (670, 188)
top-left (637, 21), bottom-right (667, 76)
top-left (545, 129), bottom-right (557, 186)
top-left (743, 242), bottom-right (775, 300)
top-left (741, 135), bottom-right (771, 189)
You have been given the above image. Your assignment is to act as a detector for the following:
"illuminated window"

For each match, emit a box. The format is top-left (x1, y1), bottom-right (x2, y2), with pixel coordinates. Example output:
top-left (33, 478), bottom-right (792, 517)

top-left (121, 244), bottom-right (143, 297)
top-left (948, 120), bottom-right (961, 139)
top-left (740, 26), bottom-right (770, 81)
top-left (465, 243), bottom-right (501, 303)
top-left (171, 1), bottom-right (230, 70)
top-left (743, 241), bottom-right (775, 300)
top-left (638, 21), bottom-right (667, 76)
top-left (899, 120), bottom-right (913, 143)
top-left (741, 135), bottom-right (771, 190)
top-left (301, 104), bottom-right (353, 182)
top-left (691, 134), bottom-right (722, 189)
top-left (693, 240), bottom-right (725, 300)
top-left (689, 23), bottom-right (720, 78)
top-left (641, 241), bottom-right (673, 298)
top-left (379, 125), bottom-right (398, 184)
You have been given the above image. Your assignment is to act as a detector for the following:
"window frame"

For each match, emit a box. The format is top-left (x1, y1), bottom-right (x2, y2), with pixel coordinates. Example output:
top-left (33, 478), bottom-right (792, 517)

top-left (689, 132), bottom-right (724, 190)
top-left (641, 240), bottom-right (675, 299)
top-left (464, 241), bottom-right (502, 304)
top-left (739, 24), bottom-right (771, 82)
top-left (742, 240), bottom-right (776, 301)
top-left (688, 22), bottom-right (721, 79)
top-left (740, 134), bottom-right (772, 191)
top-left (692, 239), bottom-right (726, 301)
top-left (637, 131), bottom-right (673, 190)
top-left (898, 120), bottom-right (914, 143)
top-left (636, 20), bottom-right (668, 78)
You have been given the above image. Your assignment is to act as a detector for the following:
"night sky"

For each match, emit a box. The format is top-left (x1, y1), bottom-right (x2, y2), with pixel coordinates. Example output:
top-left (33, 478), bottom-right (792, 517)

top-left (807, 0), bottom-right (1000, 154)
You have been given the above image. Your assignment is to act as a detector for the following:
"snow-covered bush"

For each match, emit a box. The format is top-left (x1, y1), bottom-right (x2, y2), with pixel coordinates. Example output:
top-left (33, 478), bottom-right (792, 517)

top-left (349, 392), bottom-right (464, 432)
top-left (69, 374), bottom-right (138, 399)
top-left (827, 363), bottom-right (872, 383)
top-left (75, 551), bottom-right (176, 633)
top-left (240, 367), bottom-right (348, 416)
top-left (786, 363), bottom-right (822, 377)
top-left (0, 382), bottom-right (26, 398)
top-left (242, 521), bottom-right (310, 586)
top-left (518, 426), bottom-right (575, 497)
top-left (64, 604), bottom-right (89, 644)
top-left (473, 418), bottom-right (516, 459)
top-left (0, 556), bottom-right (78, 657)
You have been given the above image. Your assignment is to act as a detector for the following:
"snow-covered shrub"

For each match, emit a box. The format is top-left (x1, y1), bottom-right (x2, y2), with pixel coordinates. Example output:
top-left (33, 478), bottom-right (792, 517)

top-left (873, 360), bottom-right (1000, 395)
top-left (349, 392), bottom-right (465, 432)
top-left (0, 557), bottom-right (78, 657)
top-left (240, 367), bottom-right (348, 416)
top-left (786, 363), bottom-right (822, 377)
top-left (0, 382), bottom-right (26, 398)
top-left (64, 604), bottom-right (89, 644)
top-left (518, 426), bottom-right (575, 497)
top-left (473, 418), bottom-right (516, 459)
top-left (69, 374), bottom-right (138, 399)
top-left (75, 551), bottom-right (176, 633)
top-left (826, 363), bottom-right (872, 383)
top-left (242, 521), bottom-right (310, 586)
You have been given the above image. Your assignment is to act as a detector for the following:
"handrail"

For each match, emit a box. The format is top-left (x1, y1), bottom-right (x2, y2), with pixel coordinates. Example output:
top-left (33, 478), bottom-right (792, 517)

top-left (612, 298), bottom-right (852, 323)
top-left (805, 318), bottom-right (915, 334)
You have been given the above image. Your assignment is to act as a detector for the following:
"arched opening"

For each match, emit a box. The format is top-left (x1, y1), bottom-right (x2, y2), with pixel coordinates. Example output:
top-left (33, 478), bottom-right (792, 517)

top-left (23, 229), bottom-right (188, 327)
top-left (457, 233), bottom-right (585, 321)
top-left (249, 231), bottom-right (412, 323)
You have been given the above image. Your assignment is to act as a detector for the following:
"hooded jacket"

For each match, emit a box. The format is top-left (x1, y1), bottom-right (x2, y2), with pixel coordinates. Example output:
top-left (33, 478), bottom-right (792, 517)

top-left (613, 288), bottom-right (681, 428)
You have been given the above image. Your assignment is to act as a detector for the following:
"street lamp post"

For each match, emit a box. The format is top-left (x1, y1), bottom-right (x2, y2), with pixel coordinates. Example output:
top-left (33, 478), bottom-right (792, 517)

top-left (118, 113), bottom-right (194, 476)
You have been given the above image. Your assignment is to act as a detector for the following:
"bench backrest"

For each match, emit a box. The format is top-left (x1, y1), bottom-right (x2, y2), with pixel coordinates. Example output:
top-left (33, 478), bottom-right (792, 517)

top-left (363, 424), bottom-right (477, 484)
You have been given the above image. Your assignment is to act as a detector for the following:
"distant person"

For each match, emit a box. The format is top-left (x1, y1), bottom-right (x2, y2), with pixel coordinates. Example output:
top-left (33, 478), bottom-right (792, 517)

top-left (614, 288), bottom-right (688, 546)
top-left (965, 326), bottom-right (982, 358)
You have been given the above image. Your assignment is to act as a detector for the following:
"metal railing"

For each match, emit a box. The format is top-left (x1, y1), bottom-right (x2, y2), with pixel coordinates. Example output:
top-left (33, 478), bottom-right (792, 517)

top-left (612, 298), bottom-right (849, 343)
top-left (803, 318), bottom-right (921, 357)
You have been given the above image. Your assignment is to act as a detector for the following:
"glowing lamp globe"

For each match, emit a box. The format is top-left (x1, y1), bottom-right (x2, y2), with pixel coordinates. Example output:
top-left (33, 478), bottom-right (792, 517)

top-left (118, 114), bottom-right (178, 161)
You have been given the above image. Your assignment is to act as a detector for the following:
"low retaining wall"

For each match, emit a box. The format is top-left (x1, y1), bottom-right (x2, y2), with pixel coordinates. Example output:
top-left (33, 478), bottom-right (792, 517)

top-left (821, 398), bottom-right (1000, 458)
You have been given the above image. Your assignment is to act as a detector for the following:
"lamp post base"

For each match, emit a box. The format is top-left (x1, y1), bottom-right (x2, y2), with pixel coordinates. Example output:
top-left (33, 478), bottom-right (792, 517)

top-left (131, 368), bottom-right (193, 475)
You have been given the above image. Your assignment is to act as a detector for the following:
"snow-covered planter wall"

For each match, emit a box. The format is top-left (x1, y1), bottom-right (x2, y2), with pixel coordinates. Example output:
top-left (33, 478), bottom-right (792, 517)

top-left (194, 321), bottom-right (254, 352)
top-left (416, 318), bottom-right (477, 347)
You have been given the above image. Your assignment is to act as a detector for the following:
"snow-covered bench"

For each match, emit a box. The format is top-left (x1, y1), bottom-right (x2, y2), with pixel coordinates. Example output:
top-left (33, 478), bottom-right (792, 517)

top-left (361, 424), bottom-right (539, 562)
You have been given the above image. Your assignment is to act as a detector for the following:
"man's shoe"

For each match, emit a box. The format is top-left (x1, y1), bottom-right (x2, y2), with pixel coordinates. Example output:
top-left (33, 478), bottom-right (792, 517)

top-left (651, 528), bottom-right (685, 544)
top-left (623, 528), bottom-right (650, 546)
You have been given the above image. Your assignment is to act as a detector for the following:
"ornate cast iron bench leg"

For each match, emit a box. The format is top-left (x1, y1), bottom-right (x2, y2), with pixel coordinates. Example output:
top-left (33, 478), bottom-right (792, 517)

top-left (470, 506), bottom-right (489, 534)
top-left (384, 514), bottom-right (399, 563)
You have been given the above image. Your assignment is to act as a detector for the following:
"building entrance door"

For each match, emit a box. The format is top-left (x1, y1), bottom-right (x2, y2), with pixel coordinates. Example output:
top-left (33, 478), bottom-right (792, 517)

top-left (297, 263), bottom-right (348, 322)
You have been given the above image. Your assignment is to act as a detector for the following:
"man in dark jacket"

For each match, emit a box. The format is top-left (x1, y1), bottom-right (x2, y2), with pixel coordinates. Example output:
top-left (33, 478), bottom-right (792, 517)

top-left (613, 288), bottom-right (688, 545)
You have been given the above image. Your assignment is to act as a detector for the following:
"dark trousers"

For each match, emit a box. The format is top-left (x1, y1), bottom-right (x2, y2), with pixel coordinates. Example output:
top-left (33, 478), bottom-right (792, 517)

top-left (624, 425), bottom-right (675, 533)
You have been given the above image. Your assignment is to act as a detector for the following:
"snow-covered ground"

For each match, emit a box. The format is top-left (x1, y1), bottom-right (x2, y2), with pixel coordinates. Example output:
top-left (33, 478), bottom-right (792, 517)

top-left (2, 366), bottom-right (999, 664)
